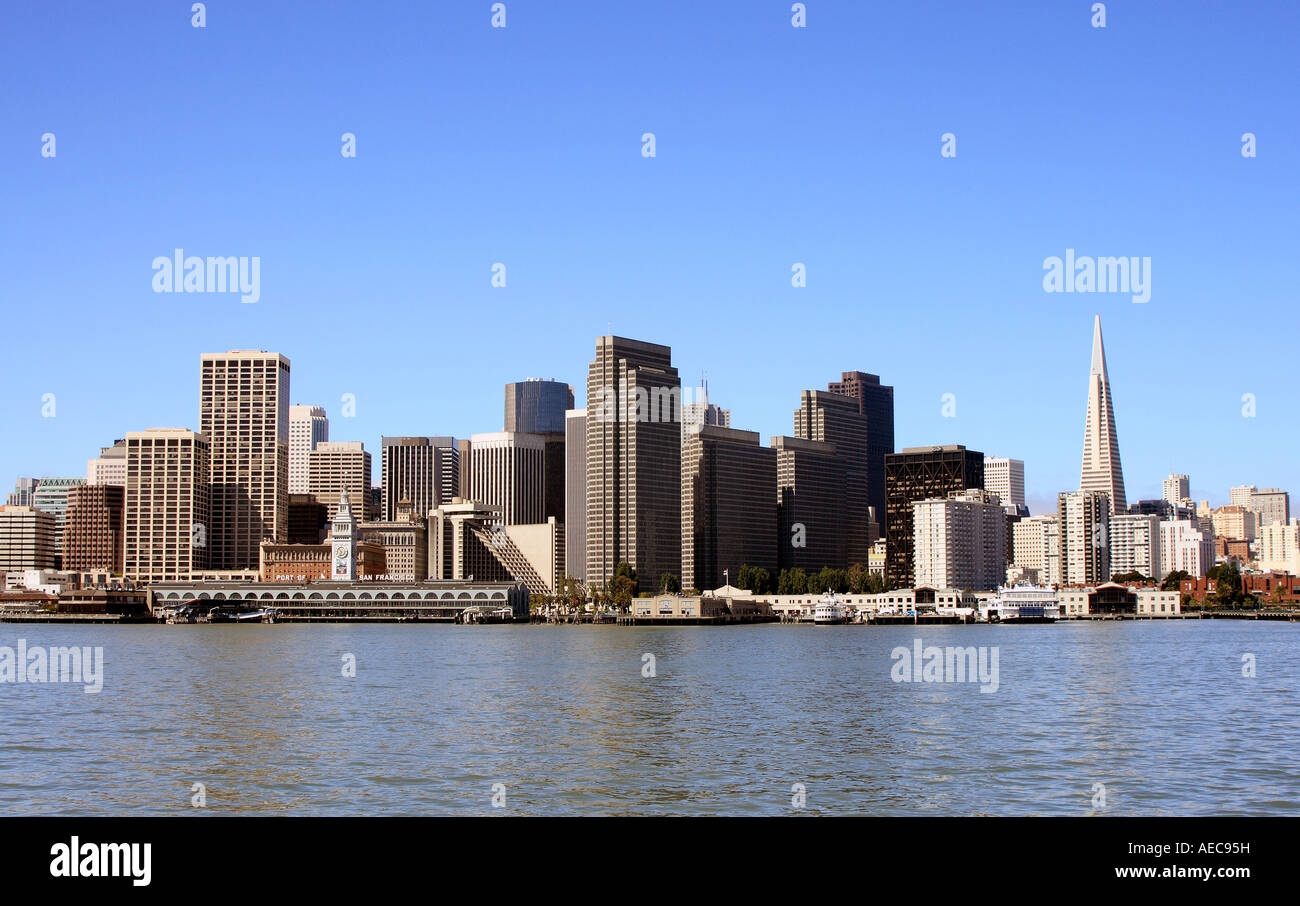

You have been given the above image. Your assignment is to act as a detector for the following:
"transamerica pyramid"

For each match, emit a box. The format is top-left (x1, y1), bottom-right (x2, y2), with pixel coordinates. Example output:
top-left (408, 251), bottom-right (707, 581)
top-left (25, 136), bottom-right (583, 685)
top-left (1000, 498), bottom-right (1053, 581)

top-left (1079, 314), bottom-right (1126, 511)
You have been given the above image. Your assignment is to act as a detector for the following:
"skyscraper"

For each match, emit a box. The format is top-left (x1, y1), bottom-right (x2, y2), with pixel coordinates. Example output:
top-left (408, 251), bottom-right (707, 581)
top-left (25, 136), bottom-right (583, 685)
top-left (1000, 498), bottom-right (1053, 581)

top-left (794, 390), bottom-right (871, 562)
top-left (307, 441), bottom-right (374, 522)
top-left (826, 370), bottom-right (895, 533)
top-left (468, 431), bottom-right (546, 526)
top-left (564, 409), bottom-right (587, 583)
top-left (772, 435), bottom-right (846, 574)
top-left (1163, 474), bottom-right (1189, 508)
top-left (86, 440), bottom-right (127, 487)
top-left (984, 457), bottom-right (1027, 515)
top-left (505, 379), bottom-right (574, 435)
top-left (63, 484), bottom-right (125, 573)
top-left (1079, 316), bottom-right (1126, 512)
top-left (381, 436), bottom-right (458, 521)
top-left (1058, 489), bottom-right (1111, 586)
top-left (31, 477), bottom-right (85, 568)
top-left (681, 425), bottom-right (777, 593)
top-left (911, 489), bottom-right (1007, 591)
top-left (289, 405), bottom-right (329, 494)
top-left (123, 429), bottom-right (210, 584)
top-left (585, 336), bottom-right (681, 590)
top-left (884, 445), bottom-right (984, 586)
top-left (200, 351), bottom-right (290, 570)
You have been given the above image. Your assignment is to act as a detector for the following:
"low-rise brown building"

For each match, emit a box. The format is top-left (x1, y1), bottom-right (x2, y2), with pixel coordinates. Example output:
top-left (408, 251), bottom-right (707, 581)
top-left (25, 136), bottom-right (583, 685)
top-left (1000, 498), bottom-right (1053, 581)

top-left (63, 484), bottom-right (125, 573)
top-left (259, 541), bottom-right (386, 583)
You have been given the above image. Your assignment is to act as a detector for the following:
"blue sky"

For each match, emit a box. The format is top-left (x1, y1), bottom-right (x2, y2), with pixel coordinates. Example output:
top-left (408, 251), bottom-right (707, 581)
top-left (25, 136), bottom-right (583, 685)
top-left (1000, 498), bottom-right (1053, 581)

top-left (2, 1), bottom-right (1297, 515)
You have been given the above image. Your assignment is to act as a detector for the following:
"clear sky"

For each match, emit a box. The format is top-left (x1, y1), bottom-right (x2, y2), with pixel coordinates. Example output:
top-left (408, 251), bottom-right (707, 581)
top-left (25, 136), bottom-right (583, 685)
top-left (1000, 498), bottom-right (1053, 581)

top-left (2, 1), bottom-right (1297, 516)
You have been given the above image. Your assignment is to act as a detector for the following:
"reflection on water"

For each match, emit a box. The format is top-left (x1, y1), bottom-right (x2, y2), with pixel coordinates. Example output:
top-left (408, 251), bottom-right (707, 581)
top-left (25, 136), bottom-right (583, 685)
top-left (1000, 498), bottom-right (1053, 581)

top-left (1, 621), bottom-right (1297, 815)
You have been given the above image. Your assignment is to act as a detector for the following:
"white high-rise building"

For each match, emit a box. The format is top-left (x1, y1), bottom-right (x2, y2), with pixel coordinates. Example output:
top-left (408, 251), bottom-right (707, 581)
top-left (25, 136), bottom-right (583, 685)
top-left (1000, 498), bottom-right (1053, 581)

top-left (289, 405), bottom-right (329, 494)
top-left (1258, 519), bottom-right (1300, 575)
top-left (911, 489), bottom-right (1006, 591)
top-left (1160, 520), bottom-right (1214, 579)
top-left (468, 431), bottom-right (546, 526)
top-left (984, 457), bottom-right (1026, 515)
top-left (1012, 513), bottom-right (1061, 586)
top-left (1078, 316), bottom-right (1126, 512)
top-left (87, 440), bottom-right (128, 487)
top-left (1162, 474), bottom-right (1189, 508)
top-left (1229, 485), bottom-right (1256, 509)
top-left (1110, 513), bottom-right (1162, 581)
top-left (1058, 490), bottom-right (1110, 586)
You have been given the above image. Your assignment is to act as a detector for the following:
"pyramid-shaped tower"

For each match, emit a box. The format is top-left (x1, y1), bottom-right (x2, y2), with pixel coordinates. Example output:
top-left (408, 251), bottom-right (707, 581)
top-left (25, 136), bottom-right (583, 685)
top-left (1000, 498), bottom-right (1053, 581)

top-left (1079, 315), bottom-right (1126, 511)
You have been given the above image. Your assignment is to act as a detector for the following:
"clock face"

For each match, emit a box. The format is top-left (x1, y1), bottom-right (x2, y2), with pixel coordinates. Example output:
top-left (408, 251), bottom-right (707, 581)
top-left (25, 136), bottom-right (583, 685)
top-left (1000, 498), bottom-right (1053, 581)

top-left (335, 547), bottom-right (347, 562)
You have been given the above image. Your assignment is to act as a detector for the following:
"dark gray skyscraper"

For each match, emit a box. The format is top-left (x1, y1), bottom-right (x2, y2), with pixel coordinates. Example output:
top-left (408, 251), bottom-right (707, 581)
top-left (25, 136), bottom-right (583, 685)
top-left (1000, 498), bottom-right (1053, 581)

top-left (827, 370), bottom-right (894, 533)
top-left (381, 436), bottom-right (458, 521)
top-left (505, 379), bottom-right (574, 435)
top-left (794, 390), bottom-right (871, 565)
top-left (585, 336), bottom-right (681, 590)
top-left (885, 445), bottom-right (984, 586)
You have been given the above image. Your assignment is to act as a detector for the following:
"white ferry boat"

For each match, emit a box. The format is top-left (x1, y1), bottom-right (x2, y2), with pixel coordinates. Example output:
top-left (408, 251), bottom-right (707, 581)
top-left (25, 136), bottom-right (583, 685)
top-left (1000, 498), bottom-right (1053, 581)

top-left (987, 583), bottom-right (1059, 623)
top-left (813, 592), bottom-right (848, 625)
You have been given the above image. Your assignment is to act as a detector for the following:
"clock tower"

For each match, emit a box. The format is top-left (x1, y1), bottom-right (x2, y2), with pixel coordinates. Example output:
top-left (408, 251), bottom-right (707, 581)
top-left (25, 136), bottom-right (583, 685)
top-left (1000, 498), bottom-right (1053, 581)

top-left (331, 490), bottom-right (357, 581)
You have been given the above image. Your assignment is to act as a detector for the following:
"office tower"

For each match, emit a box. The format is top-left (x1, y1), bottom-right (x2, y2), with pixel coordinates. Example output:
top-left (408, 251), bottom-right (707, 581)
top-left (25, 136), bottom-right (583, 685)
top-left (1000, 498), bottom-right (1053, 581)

top-left (1011, 514), bottom-right (1061, 586)
top-left (63, 484), bottom-right (125, 573)
top-left (1248, 488), bottom-right (1290, 529)
top-left (457, 439), bottom-right (473, 503)
top-left (289, 405), bottom-right (329, 494)
top-left (795, 390), bottom-right (870, 561)
top-left (200, 351), bottom-right (290, 570)
top-left (565, 409), bottom-right (587, 582)
top-left (1229, 485), bottom-right (1256, 509)
top-left (505, 378), bottom-right (574, 435)
top-left (1109, 512), bottom-right (1162, 581)
top-left (468, 432), bottom-right (546, 526)
top-left (984, 457), bottom-right (1027, 515)
top-left (1057, 489), bottom-right (1111, 586)
top-left (540, 432), bottom-right (567, 525)
top-left (1163, 474), bottom-right (1189, 508)
top-left (826, 371), bottom-right (894, 529)
top-left (772, 435), bottom-right (846, 573)
top-left (32, 477), bottom-right (85, 568)
top-left (681, 425), bottom-right (777, 593)
top-left (0, 505), bottom-right (57, 571)
top-left (6, 478), bottom-right (38, 508)
top-left (123, 429), bottom-right (210, 584)
top-left (307, 442), bottom-right (373, 522)
top-left (585, 336), bottom-right (682, 589)
top-left (287, 493), bottom-right (329, 545)
top-left (1160, 520), bottom-right (1214, 579)
top-left (381, 436), bottom-right (458, 522)
top-left (1212, 505), bottom-right (1257, 542)
top-left (1079, 316), bottom-right (1126, 511)
top-left (885, 445), bottom-right (984, 586)
top-left (911, 489), bottom-right (1007, 591)
top-left (681, 379), bottom-right (731, 433)
top-left (86, 440), bottom-right (127, 486)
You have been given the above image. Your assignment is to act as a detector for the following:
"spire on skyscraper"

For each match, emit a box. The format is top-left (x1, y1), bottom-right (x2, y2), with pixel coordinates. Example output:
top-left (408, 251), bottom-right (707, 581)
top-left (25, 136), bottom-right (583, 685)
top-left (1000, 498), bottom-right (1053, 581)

top-left (1079, 315), bottom-right (1126, 512)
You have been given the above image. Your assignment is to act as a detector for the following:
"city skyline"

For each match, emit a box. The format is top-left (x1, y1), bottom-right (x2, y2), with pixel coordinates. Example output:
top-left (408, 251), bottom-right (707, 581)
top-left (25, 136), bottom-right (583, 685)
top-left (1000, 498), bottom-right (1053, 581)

top-left (2, 318), bottom-right (1285, 519)
top-left (4, 4), bottom-right (1297, 516)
